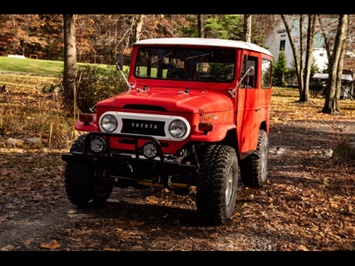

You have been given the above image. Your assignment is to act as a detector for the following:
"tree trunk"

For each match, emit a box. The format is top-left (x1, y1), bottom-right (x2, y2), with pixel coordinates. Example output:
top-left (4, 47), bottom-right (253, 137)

top-left (298, 15), bottom-right (304, 97)
top-left (336, 17), bottom-right (349, 100)
top-left (281, 14), bottom-right (303, 96)
top-left (197, 14), bottom-right (204, 38)
top-left (63, 14), bottom-right (78, 117)
top-left (317, 15), bottom-right (332, 61)
top-left (300, 14), bottom-right (316, 102)
top-left (135, 15), bottom-right (145, 42)
top-left (322, 14), bottom-right (348, 114)
top-left (244, 15), bottom-right (252, 42)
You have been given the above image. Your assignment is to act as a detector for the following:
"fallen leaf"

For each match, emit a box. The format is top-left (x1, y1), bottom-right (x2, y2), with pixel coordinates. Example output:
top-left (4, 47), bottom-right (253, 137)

top-left (1, 244), bottom-right (15, 251)
top-left (39, 240), bottom-right (60, 250)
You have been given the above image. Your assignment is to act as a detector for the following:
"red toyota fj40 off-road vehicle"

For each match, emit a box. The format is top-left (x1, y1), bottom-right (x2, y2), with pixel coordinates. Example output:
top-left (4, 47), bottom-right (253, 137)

top-left (61, 37), bottom-right (273, 225)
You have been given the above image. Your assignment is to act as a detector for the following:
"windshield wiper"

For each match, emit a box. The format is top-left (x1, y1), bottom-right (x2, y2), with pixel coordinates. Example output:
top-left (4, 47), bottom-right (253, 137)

top-left (185, 52), bottom-right (212, 60)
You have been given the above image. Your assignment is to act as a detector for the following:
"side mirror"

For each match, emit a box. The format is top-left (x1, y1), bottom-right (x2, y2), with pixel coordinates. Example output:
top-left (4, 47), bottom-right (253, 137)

top-left (246, 60), bottom-right (255, 76)
top-left (116, 55), bottom-right (124, 71)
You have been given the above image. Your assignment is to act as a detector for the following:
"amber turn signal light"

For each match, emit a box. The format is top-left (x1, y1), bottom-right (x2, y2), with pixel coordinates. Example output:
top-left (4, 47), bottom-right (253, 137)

top-left (79, 114), bottom-right (94, 124)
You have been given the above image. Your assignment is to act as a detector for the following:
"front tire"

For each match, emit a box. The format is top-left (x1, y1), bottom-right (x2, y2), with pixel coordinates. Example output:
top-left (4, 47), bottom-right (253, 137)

top-left (64, 134), bottom-right (114, 208)
top-left (196, 144), bottom-right (238, 225)
top-left (240, 130), bottom-right (269, 187)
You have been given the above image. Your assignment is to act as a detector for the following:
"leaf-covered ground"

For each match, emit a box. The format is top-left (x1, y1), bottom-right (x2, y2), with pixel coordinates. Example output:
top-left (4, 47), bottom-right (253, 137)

top-left (0, 87), bottom-right (354, 252)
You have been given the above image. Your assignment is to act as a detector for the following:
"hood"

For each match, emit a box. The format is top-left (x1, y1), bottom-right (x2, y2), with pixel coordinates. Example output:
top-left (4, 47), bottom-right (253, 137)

top-left (96, 87), bottom-right (233, 114)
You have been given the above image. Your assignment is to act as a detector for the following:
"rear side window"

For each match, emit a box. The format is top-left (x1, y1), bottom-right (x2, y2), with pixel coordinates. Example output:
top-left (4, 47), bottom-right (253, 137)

top-left (261, 58), bottom-right (272, 88)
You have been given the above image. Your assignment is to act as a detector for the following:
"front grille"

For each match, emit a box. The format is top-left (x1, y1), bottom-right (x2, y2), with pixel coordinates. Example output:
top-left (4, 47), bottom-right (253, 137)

top-left (122, 119), bottom-right (166, 136)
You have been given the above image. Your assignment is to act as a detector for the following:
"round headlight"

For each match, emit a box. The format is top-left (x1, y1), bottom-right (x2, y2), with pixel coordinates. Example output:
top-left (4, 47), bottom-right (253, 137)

top-left (89, 136), bottom-right (107, 154)
top-left (169, 119), bottom-right (187, 138)
top-left (101, 114), bottom-right (118, 132)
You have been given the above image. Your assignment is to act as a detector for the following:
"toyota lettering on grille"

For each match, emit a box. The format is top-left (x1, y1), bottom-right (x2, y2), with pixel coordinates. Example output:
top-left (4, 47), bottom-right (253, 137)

top-left (122, 119), bottom-right (165, 136)
top-left (132, 122), bottom-right (158, 129)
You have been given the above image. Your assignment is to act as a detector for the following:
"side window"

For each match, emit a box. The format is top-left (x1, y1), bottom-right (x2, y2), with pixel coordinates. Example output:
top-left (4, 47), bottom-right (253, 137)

top-left (240, 55), bottom-right (257, 88)
top-left (261, 58), bottom-right (272, 89)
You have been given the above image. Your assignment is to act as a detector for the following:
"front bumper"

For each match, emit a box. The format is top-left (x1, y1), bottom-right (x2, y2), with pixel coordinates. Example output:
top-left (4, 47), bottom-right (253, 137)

top-left (61, 132), bottom-right (197, 184)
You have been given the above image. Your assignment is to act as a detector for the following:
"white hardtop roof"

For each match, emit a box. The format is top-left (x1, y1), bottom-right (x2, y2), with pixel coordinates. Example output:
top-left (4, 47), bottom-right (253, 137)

top-left (134, 37), bottom-right (272, 56)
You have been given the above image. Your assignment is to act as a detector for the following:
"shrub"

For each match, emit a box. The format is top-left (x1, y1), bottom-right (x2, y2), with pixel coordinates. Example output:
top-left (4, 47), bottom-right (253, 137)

top-left (62, 64), bottom-right (129, 114)
top-left (272, 51), bottom-right (288, 87)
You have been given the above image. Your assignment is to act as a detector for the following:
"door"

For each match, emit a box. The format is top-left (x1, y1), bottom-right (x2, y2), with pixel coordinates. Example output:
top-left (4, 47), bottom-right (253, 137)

top-left (236, 53), bottom-right (260, 157)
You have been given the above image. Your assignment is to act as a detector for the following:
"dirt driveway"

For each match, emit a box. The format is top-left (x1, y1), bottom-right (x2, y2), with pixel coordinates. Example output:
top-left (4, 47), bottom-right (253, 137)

top-left (0, 99), bottom-right (354, 252)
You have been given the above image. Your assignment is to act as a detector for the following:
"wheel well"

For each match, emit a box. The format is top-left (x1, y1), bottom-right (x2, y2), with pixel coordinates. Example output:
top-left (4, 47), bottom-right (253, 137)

top-left (208, 121), bottom-right (268, 161)
top-left (218, 128), bottom-right (239, 156)
top-left (260, 121), bottom-right (267, 133)
top-left (219, 128), bottom-right (237, 147)
top-left (219, 122), bottom-right (268, 160)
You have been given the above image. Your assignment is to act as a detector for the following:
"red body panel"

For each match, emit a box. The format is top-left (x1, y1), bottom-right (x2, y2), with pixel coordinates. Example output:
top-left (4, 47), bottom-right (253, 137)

top-left (75, 38), bottom-right (272, 159)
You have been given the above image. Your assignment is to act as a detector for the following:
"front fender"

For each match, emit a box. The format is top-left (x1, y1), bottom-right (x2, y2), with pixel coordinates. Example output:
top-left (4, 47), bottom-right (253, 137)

top-left (190, 123), bottom-right (235, 142)
top-left (74, 120), bottom-right (98, 132)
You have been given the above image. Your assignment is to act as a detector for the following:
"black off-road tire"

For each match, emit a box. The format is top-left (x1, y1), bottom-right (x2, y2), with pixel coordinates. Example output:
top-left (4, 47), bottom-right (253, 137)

top-left (64, 134), bottom-right (114, 208)
top-left (196, 144), bottom-right (238, 226)
top-left (240, 130), bottom-right (269, 187)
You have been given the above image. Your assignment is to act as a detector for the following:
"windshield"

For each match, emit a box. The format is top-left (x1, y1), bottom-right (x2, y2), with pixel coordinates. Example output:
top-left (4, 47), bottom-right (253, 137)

top-left (134, 47), bottom-right (235, 82)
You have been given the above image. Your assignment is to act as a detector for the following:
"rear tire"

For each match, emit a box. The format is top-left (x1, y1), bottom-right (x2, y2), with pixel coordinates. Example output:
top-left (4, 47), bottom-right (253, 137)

top-left (196, 144), bottom-right (238, 225)
top-left (240, 130), bottom-right (269, 187)
top-left (64, 134), bottom-right (114, 208)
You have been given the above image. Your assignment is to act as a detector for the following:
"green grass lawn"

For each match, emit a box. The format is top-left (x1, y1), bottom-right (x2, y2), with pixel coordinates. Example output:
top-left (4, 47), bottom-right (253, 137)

top-left (0, 56), bottom-right (64, 76)
top-left (0, 56), bottom-right (123, 76)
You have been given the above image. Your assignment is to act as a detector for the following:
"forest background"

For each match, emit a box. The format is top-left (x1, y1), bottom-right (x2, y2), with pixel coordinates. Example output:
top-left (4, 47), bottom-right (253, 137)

top-left (0, 14), bottom-right (353, 67)
top-left (0, 14), bottom-right (277, 63)
top-left (2, 14), bottom-right (355, 114)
